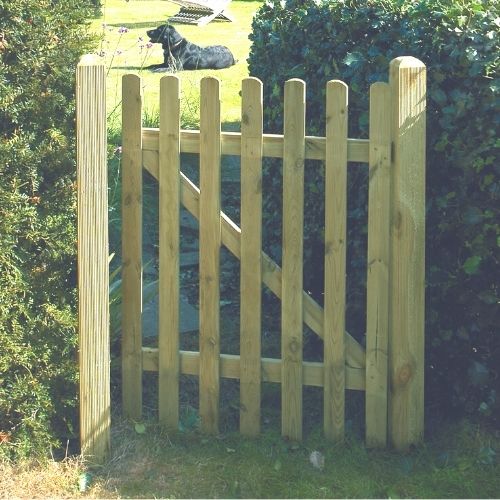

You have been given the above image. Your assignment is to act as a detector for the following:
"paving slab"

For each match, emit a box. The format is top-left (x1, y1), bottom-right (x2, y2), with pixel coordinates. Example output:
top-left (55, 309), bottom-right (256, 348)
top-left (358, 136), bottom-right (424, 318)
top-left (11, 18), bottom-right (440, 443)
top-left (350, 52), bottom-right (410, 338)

top-left (142, 284), bottom-right (199, 338)
top-left (180, 251), bottom-right (199, 268)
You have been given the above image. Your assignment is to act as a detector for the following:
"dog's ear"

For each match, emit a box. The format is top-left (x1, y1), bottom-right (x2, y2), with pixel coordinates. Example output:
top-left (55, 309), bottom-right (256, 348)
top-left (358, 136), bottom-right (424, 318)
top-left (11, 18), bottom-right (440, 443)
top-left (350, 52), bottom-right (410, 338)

top-left (157, 25), bottom-right (169, 43)
top-left (167, 26), bottom-right (183, 45)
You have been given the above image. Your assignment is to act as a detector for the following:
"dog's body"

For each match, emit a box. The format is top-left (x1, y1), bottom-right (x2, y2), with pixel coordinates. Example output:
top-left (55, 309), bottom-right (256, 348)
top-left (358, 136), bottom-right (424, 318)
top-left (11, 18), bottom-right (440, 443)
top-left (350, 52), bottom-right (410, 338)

top-left (146, 24), bottom-right (236, 71)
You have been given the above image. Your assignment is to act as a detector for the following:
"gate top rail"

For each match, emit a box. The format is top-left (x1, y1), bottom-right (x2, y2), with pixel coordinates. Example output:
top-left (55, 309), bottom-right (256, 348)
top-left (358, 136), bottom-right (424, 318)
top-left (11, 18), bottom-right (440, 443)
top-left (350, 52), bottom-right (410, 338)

top-left (141, 128), bottom-right (370, 163)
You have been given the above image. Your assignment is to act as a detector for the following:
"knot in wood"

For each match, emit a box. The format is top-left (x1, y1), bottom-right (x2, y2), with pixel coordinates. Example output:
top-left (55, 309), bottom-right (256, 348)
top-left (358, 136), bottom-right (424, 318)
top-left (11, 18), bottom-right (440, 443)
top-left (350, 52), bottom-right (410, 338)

top-left (393, 210), bottom-right (402, 231)
top-left (397, 363), bottom-right (413, 386)
top-left (294, 158), bottom-right (304, 170)
top-left (288, 339), bottom-right (300, 353)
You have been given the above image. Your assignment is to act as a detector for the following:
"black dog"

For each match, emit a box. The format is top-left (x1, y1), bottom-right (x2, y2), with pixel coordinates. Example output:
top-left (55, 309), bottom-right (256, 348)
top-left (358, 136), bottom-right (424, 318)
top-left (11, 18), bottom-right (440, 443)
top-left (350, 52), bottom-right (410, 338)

top-left (146, 24), bottom-right (236, 71)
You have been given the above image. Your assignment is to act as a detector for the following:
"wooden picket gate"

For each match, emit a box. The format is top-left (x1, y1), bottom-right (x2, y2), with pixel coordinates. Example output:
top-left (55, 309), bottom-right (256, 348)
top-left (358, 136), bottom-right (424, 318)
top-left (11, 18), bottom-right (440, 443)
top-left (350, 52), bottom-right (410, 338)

top-left (76, 55), bottom-right (426, 462)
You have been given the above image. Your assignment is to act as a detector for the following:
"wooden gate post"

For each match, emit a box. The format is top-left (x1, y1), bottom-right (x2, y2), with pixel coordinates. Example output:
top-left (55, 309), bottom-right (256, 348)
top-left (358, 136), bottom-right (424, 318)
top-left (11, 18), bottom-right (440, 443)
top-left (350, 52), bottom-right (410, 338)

top-left (76, 54), bottom-right (110, 462)
top-left (388, 57), bottom-right (426, 451)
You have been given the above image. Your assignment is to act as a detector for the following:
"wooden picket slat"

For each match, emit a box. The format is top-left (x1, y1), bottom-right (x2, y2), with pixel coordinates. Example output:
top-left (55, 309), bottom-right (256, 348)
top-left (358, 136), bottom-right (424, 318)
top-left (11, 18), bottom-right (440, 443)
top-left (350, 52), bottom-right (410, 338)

top-left (323, 80), bottom-right (348, 441)
top-left (365, 82), bottom-right (391, 447)
top-left (199, 77), bottom-right (222, 434)
top-left (240, 77), bottom-right (263, 436)
top-left (121, 74), bottom-right (143, 420)
top-left (388, 57), bottom-right (426, 451)
top-left (281, 79), bottom-right (305, 441)
top-left (158, 75), bottom-right (181, 430)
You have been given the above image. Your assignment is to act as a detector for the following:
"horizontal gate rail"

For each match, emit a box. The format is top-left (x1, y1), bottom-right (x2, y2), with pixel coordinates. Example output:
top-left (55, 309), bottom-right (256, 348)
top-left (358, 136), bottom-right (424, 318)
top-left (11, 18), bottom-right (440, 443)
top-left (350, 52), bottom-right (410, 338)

top-left (141, 128), bottom-right (370, 163)
top-left (142, 348), bottom-right (365, 390)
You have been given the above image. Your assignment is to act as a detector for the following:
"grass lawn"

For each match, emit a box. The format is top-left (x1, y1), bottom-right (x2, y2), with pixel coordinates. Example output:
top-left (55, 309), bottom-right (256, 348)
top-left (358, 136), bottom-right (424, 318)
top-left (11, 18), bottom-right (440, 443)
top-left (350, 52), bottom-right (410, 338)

top-left (2, 420), bottom-right (499, 498)
top-left (91, 0), bottom-right (262, 128)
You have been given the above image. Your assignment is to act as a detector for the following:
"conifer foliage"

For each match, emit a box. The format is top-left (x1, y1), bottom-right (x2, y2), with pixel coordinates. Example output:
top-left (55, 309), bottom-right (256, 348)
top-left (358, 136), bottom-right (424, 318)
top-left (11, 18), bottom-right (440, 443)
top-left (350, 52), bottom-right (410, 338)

top-left (0, 0), bottom-right (96, 458)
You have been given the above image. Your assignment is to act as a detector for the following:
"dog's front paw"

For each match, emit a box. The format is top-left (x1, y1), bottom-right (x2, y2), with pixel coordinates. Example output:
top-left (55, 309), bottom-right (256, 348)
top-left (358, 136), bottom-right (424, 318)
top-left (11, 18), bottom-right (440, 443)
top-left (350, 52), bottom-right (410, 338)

top-left (145, 63), bottom-right (169, 72)
top-left (151, 66), bottom-right (171, 73)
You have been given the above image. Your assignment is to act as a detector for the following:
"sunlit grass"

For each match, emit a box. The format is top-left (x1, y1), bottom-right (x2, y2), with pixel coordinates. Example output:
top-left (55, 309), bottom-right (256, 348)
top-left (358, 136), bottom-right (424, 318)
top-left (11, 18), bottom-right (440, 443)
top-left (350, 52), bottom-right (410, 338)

top-left (90, 0), bottom-right (262, 128)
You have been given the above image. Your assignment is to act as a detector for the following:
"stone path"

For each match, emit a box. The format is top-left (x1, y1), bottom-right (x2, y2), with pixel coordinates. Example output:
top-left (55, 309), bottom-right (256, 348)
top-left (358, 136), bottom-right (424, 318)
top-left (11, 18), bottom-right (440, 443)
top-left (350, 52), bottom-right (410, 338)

top-left (142, 153), bottom-right (241, 339)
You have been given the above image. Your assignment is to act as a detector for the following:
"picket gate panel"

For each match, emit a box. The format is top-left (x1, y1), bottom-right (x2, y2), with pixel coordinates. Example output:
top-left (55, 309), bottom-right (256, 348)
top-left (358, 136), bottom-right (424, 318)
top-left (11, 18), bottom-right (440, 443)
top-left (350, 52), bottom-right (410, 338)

top-left (140, 151), bottom-right (366, 375)
top-left (77, 58), bottom-right (426, 458)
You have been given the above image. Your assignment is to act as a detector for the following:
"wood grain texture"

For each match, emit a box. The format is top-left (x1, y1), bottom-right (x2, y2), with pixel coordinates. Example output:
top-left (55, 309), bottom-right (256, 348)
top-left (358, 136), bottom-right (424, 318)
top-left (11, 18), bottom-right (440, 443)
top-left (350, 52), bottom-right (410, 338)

top-left (158, 75), bottom-right (181, 430)
top-left (388, 57), bottom-right (426, 451)
top-left (143, 348), bottom-right (364, 390)
top-left (142, 128), bottom-right (369, 163)
top-left (121, 74), bottom-right (143, 420)
top-left (76, 55), bottom-right (110, 463)
top-left (281, 79), bottom-right (305, 441)
top-left (366, 82), bottom-right (391, 448)
top-left (240, 77), bottom-right (263, 436)
top-left (199, 77), bottom-right (221, 434)
top-left (323, 80), bottom-right (347, 441)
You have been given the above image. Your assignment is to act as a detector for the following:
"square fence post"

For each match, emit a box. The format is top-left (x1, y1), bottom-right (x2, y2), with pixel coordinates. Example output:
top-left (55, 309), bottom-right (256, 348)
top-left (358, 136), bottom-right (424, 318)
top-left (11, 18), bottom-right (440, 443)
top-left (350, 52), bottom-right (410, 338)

top-left (388, 56), bottom-right (426, 451)
top-left (76, 54), bottom-right (110, 462)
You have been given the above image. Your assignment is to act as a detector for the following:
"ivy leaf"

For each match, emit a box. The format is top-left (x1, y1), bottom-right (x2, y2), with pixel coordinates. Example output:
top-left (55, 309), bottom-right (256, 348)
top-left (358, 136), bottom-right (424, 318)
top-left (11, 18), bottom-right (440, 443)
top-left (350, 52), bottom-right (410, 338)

top-left (464, 207), bottom-right (483, 225)
top-left (134, 422), bottom-right (146, 434)
top-left (463, 255), bottom-right (482, 275)
top-left (343, 51), bottom-right (363, 67)
top-left (431, 88), bottom-right (447, 104)
top-left (478, 446), bottom-right (496, 465)
top-left (468, 361), bottom-right (489, 386)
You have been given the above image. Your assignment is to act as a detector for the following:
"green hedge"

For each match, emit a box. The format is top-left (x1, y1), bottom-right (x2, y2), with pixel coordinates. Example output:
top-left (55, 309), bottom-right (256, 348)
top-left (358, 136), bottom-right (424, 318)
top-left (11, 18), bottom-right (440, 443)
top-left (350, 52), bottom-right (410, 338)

top-left (0, 0), bottom-right (96, 459)
top-left (248, 0), bottom-right (499, 421)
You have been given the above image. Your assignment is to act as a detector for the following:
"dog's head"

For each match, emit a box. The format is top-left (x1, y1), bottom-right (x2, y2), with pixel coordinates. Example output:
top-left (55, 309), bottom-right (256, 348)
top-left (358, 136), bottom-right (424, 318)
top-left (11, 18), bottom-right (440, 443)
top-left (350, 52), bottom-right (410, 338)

top-left (146, 24), bottom-right (183, 49)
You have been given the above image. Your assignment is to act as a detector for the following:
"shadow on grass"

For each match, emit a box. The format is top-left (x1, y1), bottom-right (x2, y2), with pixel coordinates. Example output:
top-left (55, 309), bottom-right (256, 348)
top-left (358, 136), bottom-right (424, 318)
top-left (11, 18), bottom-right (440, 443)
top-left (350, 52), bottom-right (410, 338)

top-left (106, 21), bottom-right (165, 29)
top-left (111, 66), bottom-right (165, 72)
top-left (85, 417), bottom-right (500, 499)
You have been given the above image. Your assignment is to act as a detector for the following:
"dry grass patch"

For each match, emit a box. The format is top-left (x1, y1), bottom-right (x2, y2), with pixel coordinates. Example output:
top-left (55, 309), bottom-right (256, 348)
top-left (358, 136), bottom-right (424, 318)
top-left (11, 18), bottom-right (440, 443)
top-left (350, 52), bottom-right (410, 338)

top-left (0, 456), bottom-right (85, 499)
